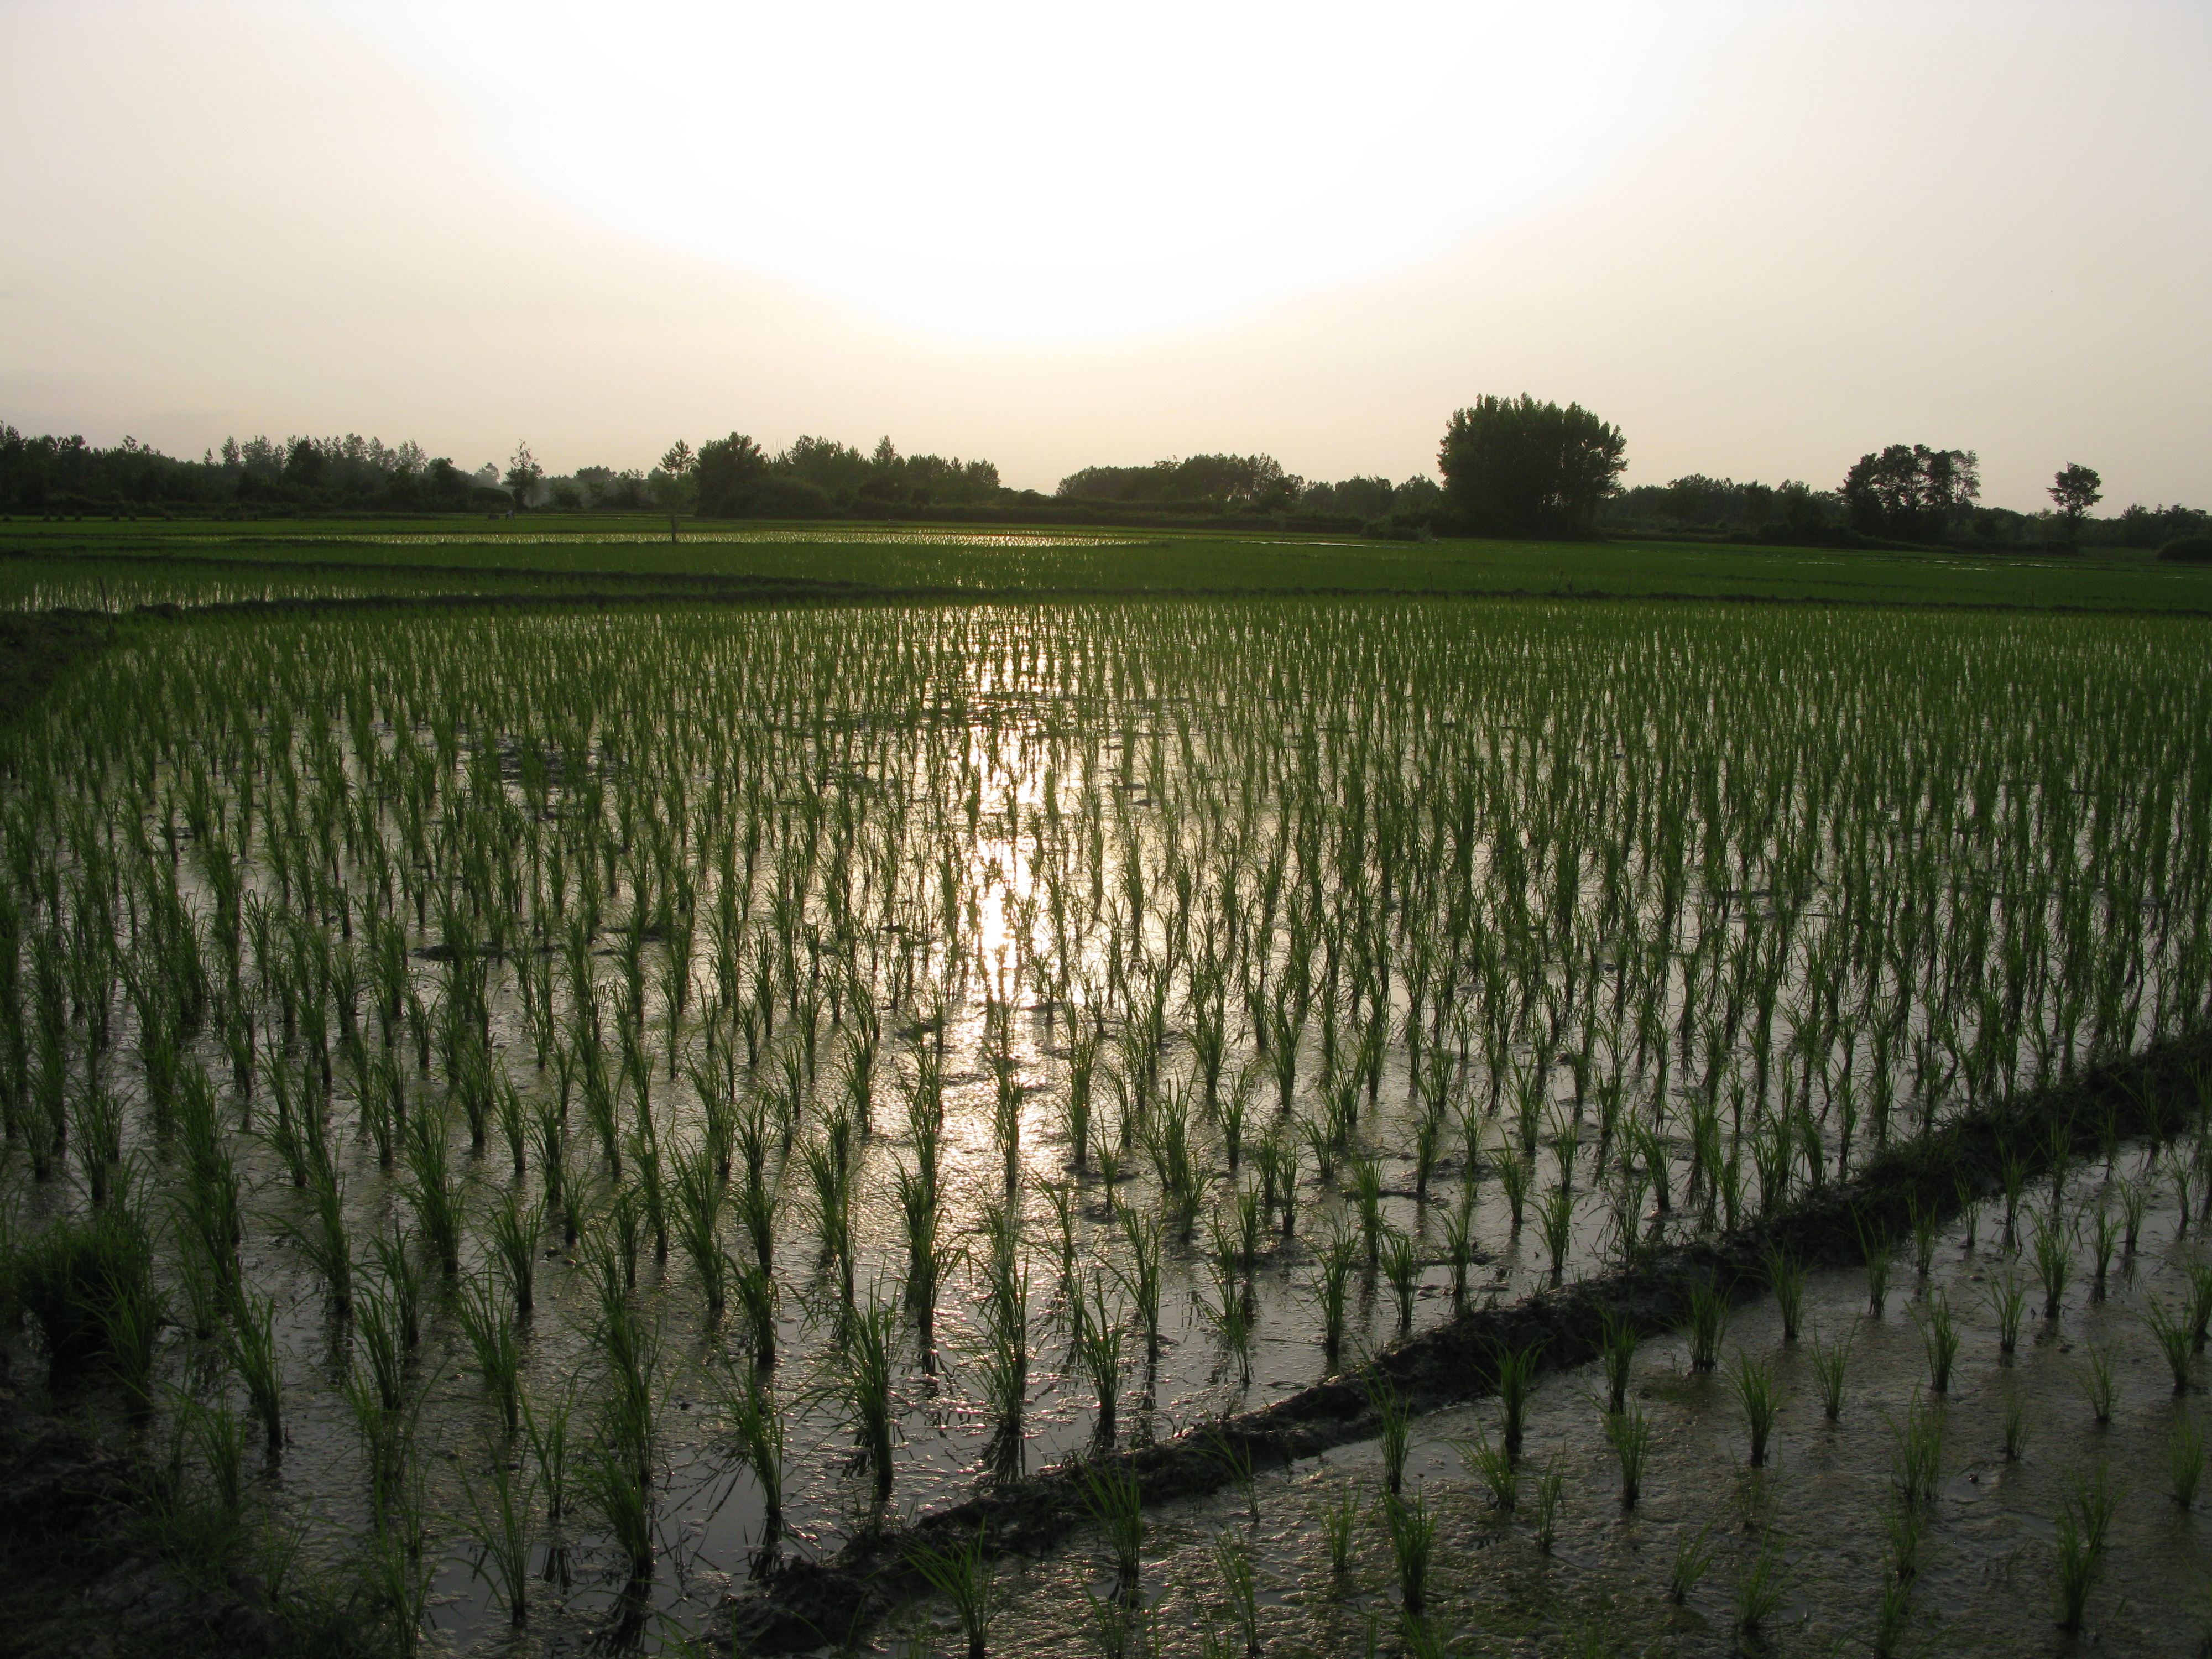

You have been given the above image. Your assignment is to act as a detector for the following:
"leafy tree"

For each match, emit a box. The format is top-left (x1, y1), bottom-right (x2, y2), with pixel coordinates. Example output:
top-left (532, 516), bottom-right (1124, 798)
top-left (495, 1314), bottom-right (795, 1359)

top-left (692, 433), bottom-right (768, 516)
top-left (503, 442), bottom-right (542, 509)
top-left (1437, 395), bottom-right (1626, 538)
top-left (2047, 463), bottom-right (2101, 537)
top-left (1839, 444), bottom-right (1979, 541)
top-left (1055, 453), bottom-right (1300, 508)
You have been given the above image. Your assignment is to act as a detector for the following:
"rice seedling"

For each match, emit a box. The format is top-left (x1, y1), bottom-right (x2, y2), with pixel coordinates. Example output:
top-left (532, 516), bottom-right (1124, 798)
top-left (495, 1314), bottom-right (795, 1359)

top-left (1911, 1293), bottom-right (1961, 1395)
top-left (833, 1284), bottom-right (900, 1505)
top-left (1890, 1394), bottom-right (1944, 1510)
top-left (1668, 1517), bottom-right (1718, 1604)
top-left (400, 1107), bottom-right (462, 1278)
top-left (1535, 1181), bottom-right (1574, 1281)
top-left (519, 1375), bottom-right (577, 1524)
top-left (1600, 1307), bottom-right (1639, 1412)
top-left (1764, 1246), bottom-right (1805, 1342)
top-left (722, 1363), bottom-right (786, 1545)
top-left (2086, 1197), bottom-right (2119, 1300)
top-left (2032, 1206), bottom-right (2073, 1320)
top-left (2120, 1173), bottom-right (2152, 1254)
top-left (1857, 1216), bottom-right (1893, 1318)
top-left (1528, 1449), bottom-right (1564, 1551)
top-left (225, 1287), bottom-right (285, 1451)
top-left (2143, 1297), bottom-right (2196, 1393)
top-left (2186, 1252), bottom-right (2212, 1353)
top-left (1442, 1185), bottom-right (1474, 1311)
top-left (1076, 1275), bottom-right (1128, 1441)
top-left (1686, 1276), bottom-right (1730, 1371)
top-left (2052, 1504), bottom-right (2098, 1632)
top-left (2002, 1386), bottom-right (2030, 1459)
top-left (1495, 1149), bottom-right (1532, 1232)
top-left (1725, 1349), bottom-right (1780, 1467)
top-left (1454, 1422), bottom-right (1515, 1512)
top-left (1321, 1479), bottom-right (1361, 1578)
top-left (911, 1522), bottom-right (998, 1659)
top-left (1604, 1400), bottom-right (1651, 1507)
top-left (1908, 1196), bottom-right (1939, 1279)
top-left (2077, 1343), bottom-right (2118, 1425)
top-left (1380, 1227), bottom-right (1420, 1331)
top-left (576, 1442), bottom-right (654, 1582)
top-left (1809, 1324), bottom-right (1851, 1421)
top-left (457, 1446), bottom-right (537, 1625)
top-left (1493, 1339), bottom-right (1538, 1456)
top-left (1311, 1229), bottom-right (1356, 1368)
top-left (2169, 1412), bottom-right (2205, 1509)
top-left (1350, 1153), bottom-right (1384, 1265)
top-left (487, 1191), bottom-right (542, 1318)
top-left (1975, 1273), bottom-right (2024, 1368)
top-left (1080, 1458), bottom-right (1144, 1584)
top-left (1881, 1495), bottom-right (1928, 1586)
top-left (1360, 1370), bottom-right (1412, 1497)
top-left (1732, 1530), bottom-right (1787, 1636)
top-left (455, 1273), bottom-right (523, 1434)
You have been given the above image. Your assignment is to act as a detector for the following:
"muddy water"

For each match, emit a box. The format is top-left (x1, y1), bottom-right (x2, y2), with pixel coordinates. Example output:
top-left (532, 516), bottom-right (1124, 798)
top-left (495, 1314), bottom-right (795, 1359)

top-left (906, 1143), bottom-right (2209, 1658)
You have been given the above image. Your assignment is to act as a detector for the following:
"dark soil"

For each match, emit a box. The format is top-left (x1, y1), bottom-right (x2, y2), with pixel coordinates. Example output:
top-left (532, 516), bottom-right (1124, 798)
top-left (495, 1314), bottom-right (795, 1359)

top-left (0, 1380), bottom-right (317, 1659)
top-left (719, 1029), bottom-right (2212, 1653)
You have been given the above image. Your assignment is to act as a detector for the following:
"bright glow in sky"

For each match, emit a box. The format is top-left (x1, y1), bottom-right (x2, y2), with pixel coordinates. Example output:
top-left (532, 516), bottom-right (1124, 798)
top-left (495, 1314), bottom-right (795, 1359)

top-left (351, 0), bottom-right (1720, 338)
top-left (1, 1), bottom-right (2208, 507)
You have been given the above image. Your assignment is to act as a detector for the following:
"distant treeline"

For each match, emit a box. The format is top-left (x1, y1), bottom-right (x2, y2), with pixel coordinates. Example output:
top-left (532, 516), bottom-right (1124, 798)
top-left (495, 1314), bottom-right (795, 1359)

top-left (1053, 452), bottom-right (1444, 534)
top-left (6, 418), bottom-right (2203, 550)
top-left (0, 428), bottom-right (509, 515)
top-left (1600, 468), bottom-right (2208, 551)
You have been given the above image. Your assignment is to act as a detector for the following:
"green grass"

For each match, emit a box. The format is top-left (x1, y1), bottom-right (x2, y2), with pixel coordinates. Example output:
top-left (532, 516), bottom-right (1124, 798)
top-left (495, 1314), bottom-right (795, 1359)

top-left (7, 514), bottom-right (2212, 612)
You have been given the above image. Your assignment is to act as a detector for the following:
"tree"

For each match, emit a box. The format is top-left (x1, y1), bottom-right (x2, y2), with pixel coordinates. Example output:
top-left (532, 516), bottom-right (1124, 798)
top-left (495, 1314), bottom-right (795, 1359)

top-left (1437, 395), bottom-right (1626, 538)
top-left (1839, 444), bottom-right (1978, 541)
top-left (2048, 463), bottom-right (2101, 539)
top-left (503, 442), bottom-right (542, 510)
top-left (692, 433), bottom-right (768, 517)
top-left (654, 440), bottom-right (695, 541)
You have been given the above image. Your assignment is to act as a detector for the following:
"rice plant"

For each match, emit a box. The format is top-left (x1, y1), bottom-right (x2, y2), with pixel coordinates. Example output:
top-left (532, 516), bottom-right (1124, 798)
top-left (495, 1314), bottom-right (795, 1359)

top-left (1528, 1450), bottom-right (1564, 1551)
top-left (576, 1443), bottom-right (654, 1582)
top-left (910, 1522), bottom-right (997, 1659)
top-left (224, 1287), bottom-right (285, 1451)
top-left (1668, 1517), bottom-right (1718, 1605)
top-left (1987, 1266), bottom-right (2028, 1355)
top-left (2032, 1206), bottom-right (2073, 1321)
top-left (1764, 1247), bottom-right (1805, 1342)
top-left (1321, 1480), bottom-right (1361, 1578)
top-left (454, 1273), bottom-right (523, 1434)
top-left (1493, 1339), bottom-right (1538, 1457)
top-left (1911, 1293), bottom-right (1960, 1395)
top-left (1380, 1227), bottom-right (1420, 1331)
top-left (457, 1447), bottom-right (537, 1625)
top-left (1454, 1422), bottom-right (1515, 1512)
top-left (2001, 1387), bottom-right (2030, 1460)
top-left (1377, 1490), bottom-right (1435, 1619)
top-left (1079, 1458), bottom-right (1144, 1585)
top-left (2077, 1343), bottom-right (2118, 1425)
top-left (1725, 1349), bottom-right (1780, 1467)
top-left (1686, 1277), bottom-right (1730, 1371)
top-left (2143, 1297), bottom-right (2196, 1393)
top-left (2169, 1412), bottom-right (2205, 1509)
top-left (1809, 1324), bottom-right (1852, 1421)
top-left (1368, 1370), bottom-right (1412, 1496)
top-left (1732, 1530), bottom-right (1787, 1636)
top-left (486, 1191), bottom-right (541, 1318)
top-left (722, 1364), bottom-right (786, 1546)
top-left (1890, 1394), bottom-right (1944, 1510)
top-left (1604, 1400), bottom-right (1651, 1507)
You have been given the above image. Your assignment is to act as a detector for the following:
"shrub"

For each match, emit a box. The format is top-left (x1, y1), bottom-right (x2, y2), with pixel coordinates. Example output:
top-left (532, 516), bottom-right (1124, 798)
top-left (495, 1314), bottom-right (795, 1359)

top-left (2158, 535), bottom-right (2212, 564)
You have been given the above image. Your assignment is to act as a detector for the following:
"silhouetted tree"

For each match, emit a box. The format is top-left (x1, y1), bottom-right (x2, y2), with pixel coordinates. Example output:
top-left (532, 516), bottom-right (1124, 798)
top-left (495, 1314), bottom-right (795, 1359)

top-left (1437, 395), bottom-right (1626, 538)
top-left (2048, 463), bottom-right (2101, 539)
top-left (1840, 444), bottom-right (1979, 540)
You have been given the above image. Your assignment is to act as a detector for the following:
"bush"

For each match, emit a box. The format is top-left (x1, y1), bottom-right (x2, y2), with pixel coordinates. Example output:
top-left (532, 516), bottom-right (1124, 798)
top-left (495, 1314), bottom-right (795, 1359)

top-left (2158, 535), bottom-right (2212, 564)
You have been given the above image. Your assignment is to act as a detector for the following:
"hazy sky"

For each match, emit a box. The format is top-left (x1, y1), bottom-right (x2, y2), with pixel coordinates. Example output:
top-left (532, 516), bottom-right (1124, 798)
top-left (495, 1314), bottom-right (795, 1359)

top-left (3, 0), bottom-right (2206, 508)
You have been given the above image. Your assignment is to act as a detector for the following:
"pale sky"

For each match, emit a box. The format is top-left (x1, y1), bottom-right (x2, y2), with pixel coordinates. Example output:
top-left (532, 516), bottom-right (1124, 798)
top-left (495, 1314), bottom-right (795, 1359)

top-left (2, 0), bottom-right (2206, 509)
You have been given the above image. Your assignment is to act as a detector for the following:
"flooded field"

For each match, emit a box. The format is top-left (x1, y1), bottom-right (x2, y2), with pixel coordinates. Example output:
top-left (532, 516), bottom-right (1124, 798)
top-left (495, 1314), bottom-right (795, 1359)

top-left (0, 599), bottom-right (2205, 1655)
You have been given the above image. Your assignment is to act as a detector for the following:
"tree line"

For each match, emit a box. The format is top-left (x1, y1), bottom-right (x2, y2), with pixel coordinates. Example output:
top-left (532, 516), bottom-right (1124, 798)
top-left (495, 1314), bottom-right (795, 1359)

top-left (4, 410), bottom-right (2202, 551)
